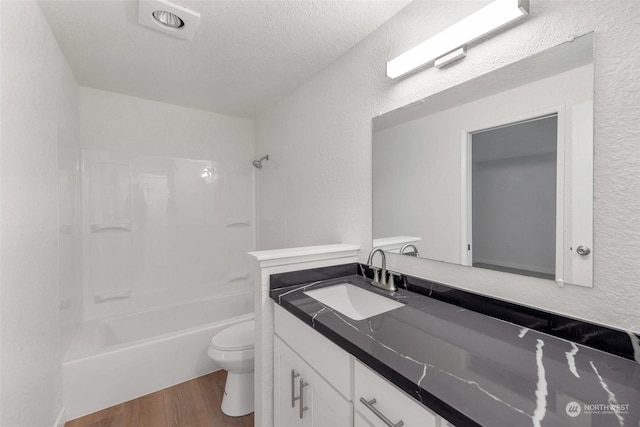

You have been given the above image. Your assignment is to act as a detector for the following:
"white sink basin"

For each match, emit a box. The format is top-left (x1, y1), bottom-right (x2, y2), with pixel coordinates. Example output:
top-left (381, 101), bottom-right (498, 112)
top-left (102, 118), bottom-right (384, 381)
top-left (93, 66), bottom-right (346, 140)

top-left (303, 283), bottom-right (404, 320)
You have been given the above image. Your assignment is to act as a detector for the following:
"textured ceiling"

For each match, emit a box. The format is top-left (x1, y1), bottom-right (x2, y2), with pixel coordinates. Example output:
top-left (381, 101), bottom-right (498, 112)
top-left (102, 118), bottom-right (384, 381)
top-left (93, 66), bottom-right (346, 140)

top-left (39, 0), bottom-right (410, 117)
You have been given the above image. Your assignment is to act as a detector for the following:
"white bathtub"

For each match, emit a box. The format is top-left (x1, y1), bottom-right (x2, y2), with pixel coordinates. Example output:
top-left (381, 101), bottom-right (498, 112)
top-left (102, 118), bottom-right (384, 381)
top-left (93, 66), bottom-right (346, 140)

top-left (63, 291), bottom-right (254, 420)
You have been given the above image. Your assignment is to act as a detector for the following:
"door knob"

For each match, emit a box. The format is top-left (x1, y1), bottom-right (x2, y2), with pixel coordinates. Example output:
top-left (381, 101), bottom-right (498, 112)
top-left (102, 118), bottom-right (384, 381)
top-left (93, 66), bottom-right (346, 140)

top-left (576, 246), bottom-right (591, 256)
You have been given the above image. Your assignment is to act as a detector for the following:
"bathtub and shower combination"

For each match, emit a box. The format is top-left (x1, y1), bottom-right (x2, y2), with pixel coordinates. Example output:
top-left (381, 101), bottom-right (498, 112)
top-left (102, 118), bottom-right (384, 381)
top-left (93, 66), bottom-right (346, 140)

top-left (63, 291), bottom-right (254, 419)
top-left (61, 150), bottom-right (270, 420)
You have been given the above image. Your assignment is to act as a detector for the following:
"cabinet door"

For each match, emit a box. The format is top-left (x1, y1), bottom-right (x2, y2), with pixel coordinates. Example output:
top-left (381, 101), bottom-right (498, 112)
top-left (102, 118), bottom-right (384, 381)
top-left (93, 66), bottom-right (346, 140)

top-left (275, 336), bottom-right (352, 427)
top-left (275, 305), bottom-right (352, 399)
top-left (274, 337), bottom-right (305, 427)
top-left (300, 354), bottom-right (352, 427)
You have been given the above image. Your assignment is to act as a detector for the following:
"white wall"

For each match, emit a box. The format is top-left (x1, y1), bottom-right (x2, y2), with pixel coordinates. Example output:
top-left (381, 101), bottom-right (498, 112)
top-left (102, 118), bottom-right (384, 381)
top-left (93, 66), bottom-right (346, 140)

top-left (255, 1), bottom-right (640, 332)
top-left (1, 1), bottom-right (80, 426)
top-left (473, 152), bottom-right (557, 275)
top-left (79, 88), bottom-right (255, 320)
top-left (79, 87), bottom-right (255, 161)
top-left (471, 117), bottom-right (558, 276)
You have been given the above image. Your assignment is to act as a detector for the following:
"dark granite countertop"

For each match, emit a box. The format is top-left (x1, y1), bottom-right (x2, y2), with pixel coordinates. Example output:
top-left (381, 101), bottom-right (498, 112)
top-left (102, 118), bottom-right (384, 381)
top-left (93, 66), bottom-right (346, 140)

top-left (271, 274), bottom-right (640, 427)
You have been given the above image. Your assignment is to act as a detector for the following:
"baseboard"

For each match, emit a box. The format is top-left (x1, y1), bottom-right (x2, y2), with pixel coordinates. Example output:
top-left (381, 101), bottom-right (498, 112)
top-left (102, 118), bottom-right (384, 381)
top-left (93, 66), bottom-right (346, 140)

top-left (54, 408), bottom-right (66, 427)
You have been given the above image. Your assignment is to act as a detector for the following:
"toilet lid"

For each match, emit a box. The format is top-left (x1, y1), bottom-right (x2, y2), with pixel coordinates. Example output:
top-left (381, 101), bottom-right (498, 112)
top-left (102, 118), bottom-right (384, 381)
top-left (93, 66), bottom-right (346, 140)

top-left (211, 319), bottom-right (255, 351)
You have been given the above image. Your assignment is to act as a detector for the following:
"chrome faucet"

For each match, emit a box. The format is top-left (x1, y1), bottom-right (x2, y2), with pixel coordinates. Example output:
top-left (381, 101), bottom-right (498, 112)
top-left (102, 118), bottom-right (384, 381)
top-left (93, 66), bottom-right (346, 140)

top-left (400, 243), bottom-right (420, 257)
top-left (366, 248), bottom-right (397, 292)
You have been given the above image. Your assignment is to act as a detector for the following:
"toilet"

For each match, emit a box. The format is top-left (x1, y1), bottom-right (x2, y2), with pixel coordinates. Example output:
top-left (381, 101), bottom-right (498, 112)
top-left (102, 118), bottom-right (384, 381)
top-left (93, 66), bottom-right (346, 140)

top-left (208, 319), bottom-right (255, 416)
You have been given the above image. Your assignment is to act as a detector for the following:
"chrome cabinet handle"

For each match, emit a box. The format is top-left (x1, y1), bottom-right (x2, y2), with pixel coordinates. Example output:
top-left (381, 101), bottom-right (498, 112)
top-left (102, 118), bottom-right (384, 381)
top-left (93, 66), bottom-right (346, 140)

top-left (291, 370), bottom-right (299, 408)
top-left (299, 378), bottom-right (309, 419)
top-left (359, 397), bottom-right (404, 427)
top-left (576, 246), bottom-right (591, 256)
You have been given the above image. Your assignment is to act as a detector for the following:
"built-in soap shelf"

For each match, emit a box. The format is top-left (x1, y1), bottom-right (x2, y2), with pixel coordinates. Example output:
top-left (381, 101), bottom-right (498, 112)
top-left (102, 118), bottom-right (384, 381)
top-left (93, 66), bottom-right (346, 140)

top-left (93, 289), bottom-right (132, 303)
top-left (90, 223), bottom-right (132, 232)
top-left (225, 219), bottom-right (251, 227)
top-left (227, 272), bottom-right (251, 283)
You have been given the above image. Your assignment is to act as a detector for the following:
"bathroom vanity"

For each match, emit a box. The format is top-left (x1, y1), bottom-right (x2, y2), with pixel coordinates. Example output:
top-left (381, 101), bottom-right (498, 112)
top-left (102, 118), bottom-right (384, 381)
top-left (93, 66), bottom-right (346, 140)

top-left (269, 264), bottom-right (640, 427)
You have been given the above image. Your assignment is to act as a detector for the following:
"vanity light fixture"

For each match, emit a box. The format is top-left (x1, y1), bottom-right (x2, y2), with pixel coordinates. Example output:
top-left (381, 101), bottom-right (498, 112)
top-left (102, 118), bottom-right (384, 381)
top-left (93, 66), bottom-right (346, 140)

top-left (386, 0), bottom-right (529, 78)
top-left (138, 0), bottom-right (201, 41)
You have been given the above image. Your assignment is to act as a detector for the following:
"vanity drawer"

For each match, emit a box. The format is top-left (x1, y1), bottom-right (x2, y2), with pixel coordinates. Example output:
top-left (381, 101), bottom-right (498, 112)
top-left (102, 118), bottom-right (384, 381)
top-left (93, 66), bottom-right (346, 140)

top-left (354, 360), bottom-right (438, 427)
top-left (274, 304), bottom-right (352, 399)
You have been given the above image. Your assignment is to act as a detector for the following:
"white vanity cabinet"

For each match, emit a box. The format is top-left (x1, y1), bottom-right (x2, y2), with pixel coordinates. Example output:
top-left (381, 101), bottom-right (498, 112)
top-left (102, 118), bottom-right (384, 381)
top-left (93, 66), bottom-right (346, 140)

top-left (273, 304), bottom-right (449, 427)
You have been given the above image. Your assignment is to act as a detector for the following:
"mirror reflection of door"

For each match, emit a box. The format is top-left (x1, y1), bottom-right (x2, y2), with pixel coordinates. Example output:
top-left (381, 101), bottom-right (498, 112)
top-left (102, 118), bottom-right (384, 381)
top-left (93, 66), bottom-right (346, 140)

top-left (469, 115), bottom-right (558, 280)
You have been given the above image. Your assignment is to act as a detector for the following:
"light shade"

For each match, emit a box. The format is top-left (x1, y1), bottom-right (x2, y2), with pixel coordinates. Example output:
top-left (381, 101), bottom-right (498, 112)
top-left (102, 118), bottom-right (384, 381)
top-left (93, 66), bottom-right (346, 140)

top-left (386, 0), bottom-right (529, 78)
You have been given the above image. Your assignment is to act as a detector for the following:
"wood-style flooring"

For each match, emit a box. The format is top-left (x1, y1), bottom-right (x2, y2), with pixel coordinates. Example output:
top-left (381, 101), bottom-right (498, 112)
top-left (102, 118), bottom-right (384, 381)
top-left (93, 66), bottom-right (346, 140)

top-left (65, 371), bottom-right (254, 427)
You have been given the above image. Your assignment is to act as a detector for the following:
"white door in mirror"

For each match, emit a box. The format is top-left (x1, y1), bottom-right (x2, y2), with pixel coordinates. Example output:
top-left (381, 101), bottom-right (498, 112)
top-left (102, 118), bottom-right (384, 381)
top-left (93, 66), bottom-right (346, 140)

top-left (303, 283), bottom-right (404, 321)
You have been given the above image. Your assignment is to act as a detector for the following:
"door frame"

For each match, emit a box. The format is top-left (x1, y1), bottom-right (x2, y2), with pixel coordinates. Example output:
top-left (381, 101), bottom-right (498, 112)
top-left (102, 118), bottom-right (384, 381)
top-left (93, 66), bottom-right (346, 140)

top-left (460, 105), bottom-right (565, 284)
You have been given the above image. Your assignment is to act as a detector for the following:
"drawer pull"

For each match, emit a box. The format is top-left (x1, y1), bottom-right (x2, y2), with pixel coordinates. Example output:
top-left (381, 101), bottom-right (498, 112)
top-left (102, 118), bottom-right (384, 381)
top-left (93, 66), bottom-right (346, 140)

top-left (291, 370), bottom-right (300, 408)
top-left (299, 378), bottom-right (309, 419)
top-left (360, 397), bottom-right (404, 427)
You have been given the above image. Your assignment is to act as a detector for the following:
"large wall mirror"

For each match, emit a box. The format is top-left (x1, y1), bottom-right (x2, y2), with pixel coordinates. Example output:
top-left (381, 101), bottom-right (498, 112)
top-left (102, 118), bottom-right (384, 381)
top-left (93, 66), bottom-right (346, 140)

top-left (373, 33), bottom-right (594, 287)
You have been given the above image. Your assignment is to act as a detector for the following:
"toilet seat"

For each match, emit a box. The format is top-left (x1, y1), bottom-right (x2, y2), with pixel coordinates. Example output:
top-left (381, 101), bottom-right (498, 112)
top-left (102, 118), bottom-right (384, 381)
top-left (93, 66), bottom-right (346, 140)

top-left (210, 319), bottom-right (254, 351)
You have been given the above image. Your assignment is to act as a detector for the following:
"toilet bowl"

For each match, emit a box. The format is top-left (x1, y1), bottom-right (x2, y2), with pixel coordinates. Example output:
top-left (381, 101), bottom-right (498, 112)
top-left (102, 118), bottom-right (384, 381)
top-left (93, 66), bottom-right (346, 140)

top-left (208, 319), bottom-right (255, 416)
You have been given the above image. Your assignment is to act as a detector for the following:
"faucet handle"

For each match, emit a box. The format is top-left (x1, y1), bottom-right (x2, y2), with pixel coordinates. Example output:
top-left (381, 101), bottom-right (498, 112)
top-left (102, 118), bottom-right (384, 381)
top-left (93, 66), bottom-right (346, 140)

top-left (387, 271), bottom-right (400, 290)
top-left (370, 266), bottom-right (381, 283)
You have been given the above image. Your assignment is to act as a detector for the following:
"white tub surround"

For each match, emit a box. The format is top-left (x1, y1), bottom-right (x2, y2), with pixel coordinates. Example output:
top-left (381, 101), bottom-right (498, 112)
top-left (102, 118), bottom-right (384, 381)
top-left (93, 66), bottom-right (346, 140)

top-left (248, 243), bottom-right (359, 427)
top-left (80, 147), bottom-right (255, 321)
top-left (63, 292), bottom-right (253, 420)
top-left (78, 88), bottom-right (255, 322)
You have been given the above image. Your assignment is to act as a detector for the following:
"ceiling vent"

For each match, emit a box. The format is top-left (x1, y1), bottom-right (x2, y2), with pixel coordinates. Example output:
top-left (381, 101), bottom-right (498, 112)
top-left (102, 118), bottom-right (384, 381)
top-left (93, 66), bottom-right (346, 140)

top-left (138, 0), bottom-right (201, 41)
